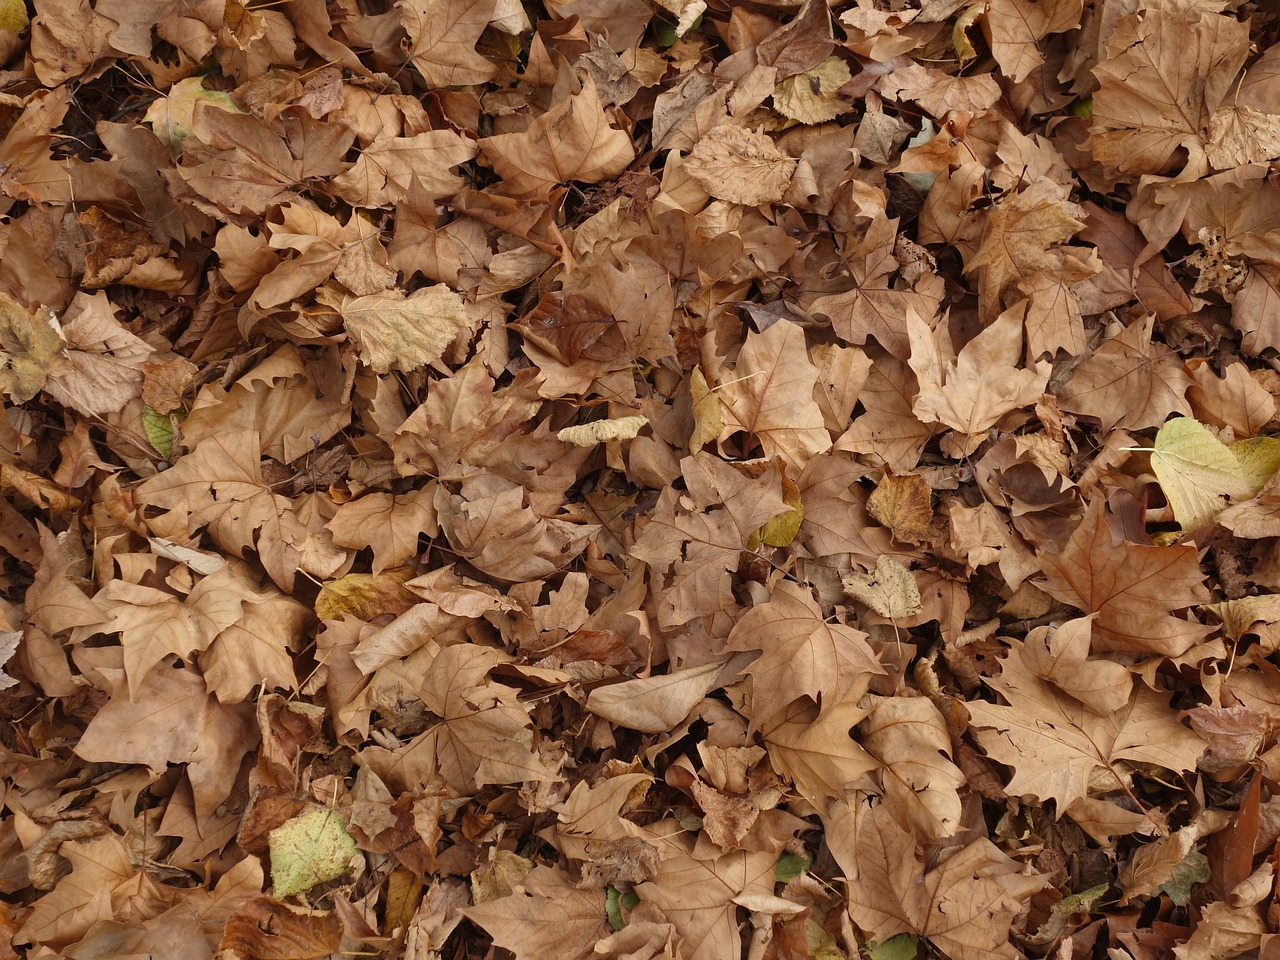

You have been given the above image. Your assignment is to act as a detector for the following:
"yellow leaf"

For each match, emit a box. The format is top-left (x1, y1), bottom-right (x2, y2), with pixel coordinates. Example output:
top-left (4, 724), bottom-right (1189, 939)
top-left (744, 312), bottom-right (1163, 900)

top-left (1230, 435), bottom-right (1280, 495)
top-left (269, 806), bottom-right (357, 898)
top-left (689, 365), bottom-right (723, 450)
top-left (1151, 418), bottom-right (1251, 531)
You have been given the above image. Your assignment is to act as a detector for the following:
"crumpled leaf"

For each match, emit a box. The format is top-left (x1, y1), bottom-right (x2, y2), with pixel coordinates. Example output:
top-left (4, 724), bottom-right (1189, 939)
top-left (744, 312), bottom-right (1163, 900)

top-left (558, 416), bottom-right (648, 446)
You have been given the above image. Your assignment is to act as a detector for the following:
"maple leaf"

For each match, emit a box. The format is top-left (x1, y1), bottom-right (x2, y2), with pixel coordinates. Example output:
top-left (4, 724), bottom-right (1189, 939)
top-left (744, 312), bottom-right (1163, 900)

top-left (963, 179), bottom-right (1095, 322)
top-left (715, 320), bottom-right (831, 467)
top-left (907, 303), bottom-right (1049, 455)
top-left (480, 76), bottom-right (634, 195)
top-left (839, 801), bottom-right (1047, 960)
top-left (966, 638), bottom-right (1206, 811)
top-left (722, 579), bottom-right (885, 724)
top-left (399, 0), bottom-right (499, 88)
top-left (90, 564), bottom-right (265, 699)
top-left (983, 0), bottom-right (1083, 83)
top-left (1090, 3), bottom-right (1249, 179)
top-left (1038, 500), bottom-right (1212, 655)
top-left (630, 454), bottom-right (789, 628)
top-left (332, 129), bottom-right (478, 207)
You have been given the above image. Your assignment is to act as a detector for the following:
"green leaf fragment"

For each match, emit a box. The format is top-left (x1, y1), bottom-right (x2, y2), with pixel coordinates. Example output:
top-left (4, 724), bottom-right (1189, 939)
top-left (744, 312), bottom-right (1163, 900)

top-left (1159, 848), bottom-right (1209, 906)
top-left (868, 933), bottom-right (919, 960)
top-left (775, 851), bottom-right (810, 883)
top-left (141, 405), bottom-right (176, 461)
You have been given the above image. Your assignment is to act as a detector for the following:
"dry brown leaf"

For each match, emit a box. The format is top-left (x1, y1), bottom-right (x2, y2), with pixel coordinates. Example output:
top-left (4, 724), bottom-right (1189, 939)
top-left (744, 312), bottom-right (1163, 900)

top-left (683, 124), bottom-right (798, 206)
top-left (480, 77), bottom-right (634, 195)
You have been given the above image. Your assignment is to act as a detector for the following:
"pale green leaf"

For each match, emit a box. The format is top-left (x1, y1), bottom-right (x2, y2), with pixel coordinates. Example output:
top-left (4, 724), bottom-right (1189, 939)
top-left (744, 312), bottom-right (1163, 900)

top-left (269, 806), bottom-right (357, 898)
top-left (1151, 418), bottom-right (1251, 530)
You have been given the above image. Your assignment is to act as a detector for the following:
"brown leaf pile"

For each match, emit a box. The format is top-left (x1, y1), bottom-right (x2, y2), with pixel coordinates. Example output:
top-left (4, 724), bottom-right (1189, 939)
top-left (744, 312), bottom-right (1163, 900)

top-left (2, 1), bottom-right (1280, 958)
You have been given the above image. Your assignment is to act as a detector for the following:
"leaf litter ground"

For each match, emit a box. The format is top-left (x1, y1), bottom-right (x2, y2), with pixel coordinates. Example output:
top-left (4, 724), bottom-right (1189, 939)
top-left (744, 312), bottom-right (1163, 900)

top-left (2, 1), bottom-right (1280, 959)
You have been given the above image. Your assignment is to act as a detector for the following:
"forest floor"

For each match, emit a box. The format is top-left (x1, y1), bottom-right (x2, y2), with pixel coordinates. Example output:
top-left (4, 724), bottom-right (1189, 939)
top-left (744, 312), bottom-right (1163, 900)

top-left (2, 1), bottom-right (1280, 959)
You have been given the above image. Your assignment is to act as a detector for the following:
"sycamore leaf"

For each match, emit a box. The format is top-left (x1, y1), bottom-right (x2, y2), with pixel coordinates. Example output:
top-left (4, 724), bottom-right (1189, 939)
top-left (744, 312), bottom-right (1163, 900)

top-left (963, 179), bottom-right (1094, 321)
top-left (683, 124), bottom-right (797, 206)
top-left (722, 580), bottom-right (884, 725)
top-left (143, 76), bottom-right (240, 153)
top-left (269, 806), bottom-right (357, 898)
top-left (340, 284), bottom-right (473, 375)
top-left (762, 698), bottom-right (878, 805)
top-left (716, 320), bottom-right (831, 467)
top-left (399, 0), bottom-right (499, 87)
top-left (1038, 500), bottom-right (1212, 655)
top-left (966, 641), bottom-right (1206, 811)
top-left (907, 304), bottom-right (1049, 455)
top-left (842, 555), bottom-right (922, 619)
top-left (860, 695), bottom-right (964, 841)
top-left (1151, 417), bottom-right (1252, 530)
top-left (839, 802), bottom-right (1046, 960)
top-left (480, 77), bottom-right (634, 195)
top-left (0, 293), bottom-right (64, 404)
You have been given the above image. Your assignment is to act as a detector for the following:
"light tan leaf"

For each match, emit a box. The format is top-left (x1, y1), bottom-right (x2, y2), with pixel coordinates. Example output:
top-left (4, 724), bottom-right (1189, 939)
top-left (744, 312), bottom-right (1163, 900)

top-left (332, 130), bottom-right (478, 207)
top-left (908, 303), bottom-right (1049, 455)
top-left (716, 320), bottom-right (830, 467)
top-left (1019, 616), bottom-right (1132, 716)
top-left (966, 640), bottom-right (1206, 811)
top-left (558, 416), bottom-right (648, 446)
top-left (1038, 500), bottom-right (1212, 655)
top-left (683, 124), bottom-right (797, 206)
top-left (762, 698), bottom-right (878, 805)
top-left (269, 806), bottom-right (357, 898)
top-left (860, 694), bottom-right (964, 840)
top-left (839, 802), bottom-right (1046, 960)
top-left (399, 0), bottom-right (499, 88)
top-left (842, 555), bottom-right (922, 619)
top-left (722, 579), bottom-right (884, 726)
top-left (963, 179), bottom-right (1094, 321)
top-left (586, 660), bottom-right (725, 733)
top-left (340, 284), bottom-right (472, 375)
